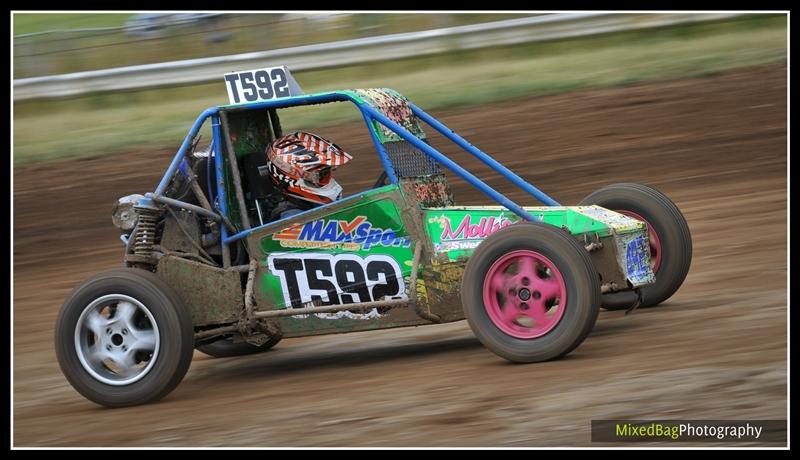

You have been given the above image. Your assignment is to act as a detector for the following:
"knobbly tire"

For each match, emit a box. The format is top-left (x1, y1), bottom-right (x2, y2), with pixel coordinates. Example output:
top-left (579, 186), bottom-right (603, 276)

top-left (462, 222), bottom-right (601, 363)
top-left (196, 335), bottom-right (282, 358)
top-left (54, 268), bottom-right (194, 408)
top-left (579, 183), bottom-right (692, 310)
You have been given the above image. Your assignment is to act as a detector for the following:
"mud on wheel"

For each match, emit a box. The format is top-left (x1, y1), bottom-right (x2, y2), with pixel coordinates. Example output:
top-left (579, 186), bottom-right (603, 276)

top-left (579, 183), bottom-right (692, 310)
top-left (461, 222), bottom-right (601, 363)
top-left (54, 268), bottom-right (194, 408)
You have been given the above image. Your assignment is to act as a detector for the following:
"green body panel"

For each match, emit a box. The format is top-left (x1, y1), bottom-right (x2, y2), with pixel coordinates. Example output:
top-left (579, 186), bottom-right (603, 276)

top-left (426, 206), bottom-right (624, 260)
top-left (247, 185), bottom-right (427, 337)
top-left (424, 205), bottom-right (654, 287)
top-left (227, 109), bottom-right (272, 158)
top-left (220, 159), bottom-right (243, 232)
top-left (244, 184), bottom-right (655, 337)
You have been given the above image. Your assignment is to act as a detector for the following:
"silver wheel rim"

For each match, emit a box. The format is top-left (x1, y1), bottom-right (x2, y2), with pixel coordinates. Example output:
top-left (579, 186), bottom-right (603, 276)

top-left (74, 294), bottom-right (160, 386)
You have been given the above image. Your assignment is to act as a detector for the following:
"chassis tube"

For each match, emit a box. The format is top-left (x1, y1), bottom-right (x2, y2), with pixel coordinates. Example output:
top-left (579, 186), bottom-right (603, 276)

top-left (155, 107), bottom-right (217, 196)
top-left (362, 105), bottom-right (534, 222)
top-left (145, 193), bottom-right (221, 221)
top-left (210, 91), bottom-right (543, 226)
top-left (212, 115), bottom-right (231, 267)
top-left (219, 111), bottom-right (252, 230)
top-left (411, 103), bottom-right (560, 206)
top-left (253, 299), bottom-right (408, 319)
top-left (361, 110), bottom-right (398, 184)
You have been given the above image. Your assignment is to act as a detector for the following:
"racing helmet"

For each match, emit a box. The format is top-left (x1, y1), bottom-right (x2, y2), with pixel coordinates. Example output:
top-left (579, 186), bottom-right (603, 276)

top-left (265, 131), bottom-right (353, 205)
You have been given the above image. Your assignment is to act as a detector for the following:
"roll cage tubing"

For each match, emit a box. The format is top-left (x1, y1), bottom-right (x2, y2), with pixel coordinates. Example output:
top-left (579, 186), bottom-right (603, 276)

top-left (137, 91), bottom-right (560, 262)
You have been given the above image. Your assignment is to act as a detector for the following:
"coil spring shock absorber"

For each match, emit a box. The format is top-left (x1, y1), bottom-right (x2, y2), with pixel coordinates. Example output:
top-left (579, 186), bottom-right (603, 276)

top-left (126, 204), bottom-right (161, 265)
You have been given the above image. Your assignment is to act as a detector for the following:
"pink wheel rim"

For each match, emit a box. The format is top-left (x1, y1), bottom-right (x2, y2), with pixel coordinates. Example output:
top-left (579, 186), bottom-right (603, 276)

top-left (617, 210), bottom-right (662, 273)
top-left (482, 250), bottom-right (567, 339)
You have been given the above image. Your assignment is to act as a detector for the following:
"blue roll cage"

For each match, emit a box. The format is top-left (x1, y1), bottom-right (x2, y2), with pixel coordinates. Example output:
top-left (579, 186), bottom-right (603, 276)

top-left (134, 90), bottom-right (560, 265)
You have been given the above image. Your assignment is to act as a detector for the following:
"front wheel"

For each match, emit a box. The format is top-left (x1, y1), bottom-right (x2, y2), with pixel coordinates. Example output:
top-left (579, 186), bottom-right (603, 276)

top-left (54, 268), bottom-right (194, 407)
top-left (579, 183), bottom-right (692, 310)
top-left (461, 222), bottom-right (601, 363)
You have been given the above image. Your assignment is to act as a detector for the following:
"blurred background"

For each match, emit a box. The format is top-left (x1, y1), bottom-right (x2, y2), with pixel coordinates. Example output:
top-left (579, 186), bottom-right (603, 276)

top-left (13, 12), bottom-right (786, 163)
top-left (13, 12), bottom-right (787, 447)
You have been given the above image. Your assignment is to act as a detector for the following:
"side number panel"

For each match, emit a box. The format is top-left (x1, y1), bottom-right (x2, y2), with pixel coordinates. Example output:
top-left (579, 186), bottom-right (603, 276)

top-left (267, 253), bottom-right (406, 308)
top-left (248, 187), bottom-right (420, 330)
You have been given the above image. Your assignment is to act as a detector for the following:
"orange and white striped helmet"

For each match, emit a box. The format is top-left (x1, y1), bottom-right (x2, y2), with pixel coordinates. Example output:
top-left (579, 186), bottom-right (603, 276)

top-left (265, 131), bottom-right (353, 205)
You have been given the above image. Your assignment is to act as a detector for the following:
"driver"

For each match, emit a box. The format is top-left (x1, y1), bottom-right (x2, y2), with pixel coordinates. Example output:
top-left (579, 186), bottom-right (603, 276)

top-left (264, 131), bottom-right (353, 221)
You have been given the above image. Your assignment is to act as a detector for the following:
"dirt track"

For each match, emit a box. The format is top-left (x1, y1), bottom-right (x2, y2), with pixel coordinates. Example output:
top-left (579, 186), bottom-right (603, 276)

top-left (13, 65), bottom-right (787, 447)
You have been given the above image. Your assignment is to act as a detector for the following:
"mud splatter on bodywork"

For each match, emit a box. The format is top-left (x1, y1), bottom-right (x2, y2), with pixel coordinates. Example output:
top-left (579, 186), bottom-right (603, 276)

top-left (352, 88), bottom-right (427, 143)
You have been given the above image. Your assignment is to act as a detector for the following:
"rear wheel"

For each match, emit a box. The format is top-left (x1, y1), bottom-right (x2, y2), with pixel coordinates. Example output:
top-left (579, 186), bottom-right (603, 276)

top-left (462, 222), bottom-right (600, 363)
top-left (55, 268), bottom-right (194, 407)
top-left (579, 183), bottom-right (692, 309)
top-left (196, 334), bottom-right (281, 358)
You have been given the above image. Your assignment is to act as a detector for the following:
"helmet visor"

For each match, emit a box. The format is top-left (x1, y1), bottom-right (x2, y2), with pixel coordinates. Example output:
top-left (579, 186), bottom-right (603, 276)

top-left (302, 165), bottom-right (332, 187)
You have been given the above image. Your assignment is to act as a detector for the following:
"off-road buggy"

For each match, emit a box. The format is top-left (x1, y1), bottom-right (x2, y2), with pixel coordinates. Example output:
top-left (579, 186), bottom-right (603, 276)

top-left (55, 67), bottom-right (692, 407)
